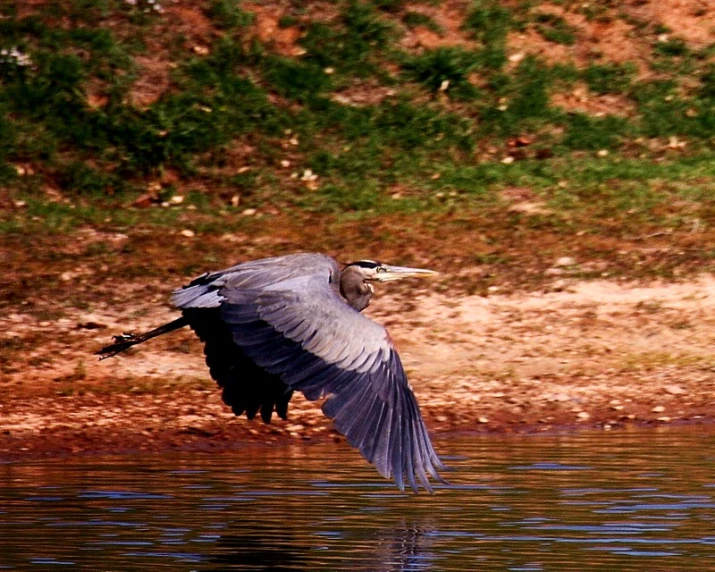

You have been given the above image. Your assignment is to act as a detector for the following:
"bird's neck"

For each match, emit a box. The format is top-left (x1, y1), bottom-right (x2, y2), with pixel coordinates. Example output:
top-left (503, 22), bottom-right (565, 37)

top-left (340, 270), bottom-right (373, 312)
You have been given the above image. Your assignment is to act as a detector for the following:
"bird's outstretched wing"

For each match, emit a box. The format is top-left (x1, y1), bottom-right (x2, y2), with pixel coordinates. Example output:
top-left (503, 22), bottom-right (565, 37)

top-left (173, 254), bottom-right (445, 491)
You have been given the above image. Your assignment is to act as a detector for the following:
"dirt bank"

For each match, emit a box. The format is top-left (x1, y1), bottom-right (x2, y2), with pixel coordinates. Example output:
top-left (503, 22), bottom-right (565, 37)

top-left (2, 274), bottom-right (714, 461)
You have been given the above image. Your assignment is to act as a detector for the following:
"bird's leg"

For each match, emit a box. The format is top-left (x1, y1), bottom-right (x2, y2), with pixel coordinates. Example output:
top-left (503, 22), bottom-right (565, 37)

top-left (97, 316), bottom-right (190, 360)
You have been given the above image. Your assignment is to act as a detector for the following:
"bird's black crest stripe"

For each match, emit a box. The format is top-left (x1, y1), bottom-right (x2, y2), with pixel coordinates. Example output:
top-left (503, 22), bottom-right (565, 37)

top-left (348, 260), bottom-right (381, 269)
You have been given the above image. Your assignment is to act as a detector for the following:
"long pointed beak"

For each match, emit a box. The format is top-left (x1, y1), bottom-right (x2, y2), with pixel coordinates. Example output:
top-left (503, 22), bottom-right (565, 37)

top-left (374, 264), bottom-right (439, 282)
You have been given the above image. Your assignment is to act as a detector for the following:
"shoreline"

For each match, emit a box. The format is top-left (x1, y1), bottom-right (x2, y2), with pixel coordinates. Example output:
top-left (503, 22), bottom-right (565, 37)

top-left (2, 387), bottom-right (713, 463)
top-left (4, 276), bottom-right (715, 463)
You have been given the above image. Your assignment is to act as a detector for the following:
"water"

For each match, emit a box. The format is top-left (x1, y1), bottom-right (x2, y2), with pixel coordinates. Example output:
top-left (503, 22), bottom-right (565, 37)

top-left (1, 426), bottom-right (715, 571)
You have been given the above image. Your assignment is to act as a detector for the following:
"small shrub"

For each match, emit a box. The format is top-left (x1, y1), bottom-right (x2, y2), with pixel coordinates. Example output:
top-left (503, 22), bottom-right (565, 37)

top-left (315, 180), bottom-right (380, 212)
top-left (262, 56), bottom-right (332, 102)
top-left (631, 80), bottom-right (713, 138)
top-left (340, 1), bottom-right (392, 70)
top-left (57, 161), bottom-right (118, 195)
top-left (402, 47), bottom-right (480, 99)
top-left (402, 12), bottom-right (441, 33)
top-left (583, 63), bottom-right (636, 94)
top-left (300, 22), bottom-right (342, 69)
top-left (373, 100), bottom-right (474, 151)
top-left (509, 58), bottom-right (551, 120)
top-left (698, 65), bottom-right (715, 100)
top-left (654, 38), bottom-right (689, 58)
top-left (299, 2), bottom-right (392, 76)
top-left (370, 0), bottom-right (406, 12)
top-left (278, 15), bottom-right (298, 29)
top-left (534, 13), bottom-right (577, 46)
top-left (463, 0), bottom-right (513, 69)
top-left (562, 113), bottom-right (627, 150)
top-left (477, 58), bottom-right (553, 134)
top-left (464, 0), bottom-right (512, 47)
top-left (204, 0), bottom-right (253, 29)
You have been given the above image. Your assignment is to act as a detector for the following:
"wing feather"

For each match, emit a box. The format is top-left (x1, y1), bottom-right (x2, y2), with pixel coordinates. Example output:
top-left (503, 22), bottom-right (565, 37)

top-left (361, 400), bottom-right (388, 463)
top-left (372, 405), bottom-right (394, 478)
top-left (401, 397), bottom-right (416, 492)
top-left (390, 395), bottom-right (405, 490)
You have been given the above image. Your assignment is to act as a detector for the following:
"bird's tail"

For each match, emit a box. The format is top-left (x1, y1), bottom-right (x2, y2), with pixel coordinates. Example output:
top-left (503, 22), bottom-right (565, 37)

top-left (96, 316), bottom-right (189, 360)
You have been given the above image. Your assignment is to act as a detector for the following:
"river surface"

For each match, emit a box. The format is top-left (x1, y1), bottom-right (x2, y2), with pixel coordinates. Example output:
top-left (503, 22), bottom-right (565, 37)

top-left (1, 426), bottom-right (714, 571)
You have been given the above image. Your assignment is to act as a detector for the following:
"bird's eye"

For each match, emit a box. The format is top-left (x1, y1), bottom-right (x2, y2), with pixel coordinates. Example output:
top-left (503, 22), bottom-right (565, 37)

top-left (376, 267), bottom-right (386, 273)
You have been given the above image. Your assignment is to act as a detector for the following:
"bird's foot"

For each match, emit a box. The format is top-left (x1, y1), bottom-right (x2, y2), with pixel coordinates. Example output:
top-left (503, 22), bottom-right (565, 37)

top-left (112, 332), bottom-right (137, 343)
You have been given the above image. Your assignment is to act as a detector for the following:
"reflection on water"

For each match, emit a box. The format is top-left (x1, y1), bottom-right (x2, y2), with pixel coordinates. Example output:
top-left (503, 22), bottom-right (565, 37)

top-left (1, 426), bottom-right (715, 571)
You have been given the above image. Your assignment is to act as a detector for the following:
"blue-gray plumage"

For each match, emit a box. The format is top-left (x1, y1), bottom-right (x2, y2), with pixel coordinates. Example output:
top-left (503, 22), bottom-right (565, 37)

top-left (98, 253), bottom-right (445, 492)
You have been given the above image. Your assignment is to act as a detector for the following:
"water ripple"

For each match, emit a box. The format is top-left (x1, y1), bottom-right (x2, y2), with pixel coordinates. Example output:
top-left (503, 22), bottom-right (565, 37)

top-left (0, 427), bottom-right (714, 570)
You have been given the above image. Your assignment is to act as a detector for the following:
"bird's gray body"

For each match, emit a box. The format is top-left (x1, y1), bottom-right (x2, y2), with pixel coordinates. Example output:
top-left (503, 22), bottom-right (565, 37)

top-left (100, 253), bottom-right (444, 492)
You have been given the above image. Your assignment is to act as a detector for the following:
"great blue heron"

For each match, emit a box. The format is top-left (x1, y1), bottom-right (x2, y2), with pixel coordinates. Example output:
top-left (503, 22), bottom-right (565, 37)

top-left (98, 253), bottom-right (445, 491)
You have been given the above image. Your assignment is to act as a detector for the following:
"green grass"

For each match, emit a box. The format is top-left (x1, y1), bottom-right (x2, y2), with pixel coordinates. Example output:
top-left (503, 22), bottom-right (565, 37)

top-left (0, 0), bottom-right (713, 251)
top-left (6, 149), bottom-right (712, 237)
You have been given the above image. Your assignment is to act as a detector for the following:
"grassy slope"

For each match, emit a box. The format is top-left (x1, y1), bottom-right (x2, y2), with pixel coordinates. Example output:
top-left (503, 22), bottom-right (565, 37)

top-left (0, 0), bottom-right (714, 298)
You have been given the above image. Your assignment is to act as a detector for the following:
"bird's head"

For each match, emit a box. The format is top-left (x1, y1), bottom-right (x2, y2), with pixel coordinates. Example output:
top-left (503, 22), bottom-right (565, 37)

top-left (344, 260), bottom-right (439, 283)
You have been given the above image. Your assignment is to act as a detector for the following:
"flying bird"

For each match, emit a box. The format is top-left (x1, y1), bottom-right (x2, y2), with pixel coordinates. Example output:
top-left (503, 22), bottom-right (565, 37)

top-left (98, 253), bottom-right (445, 491)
